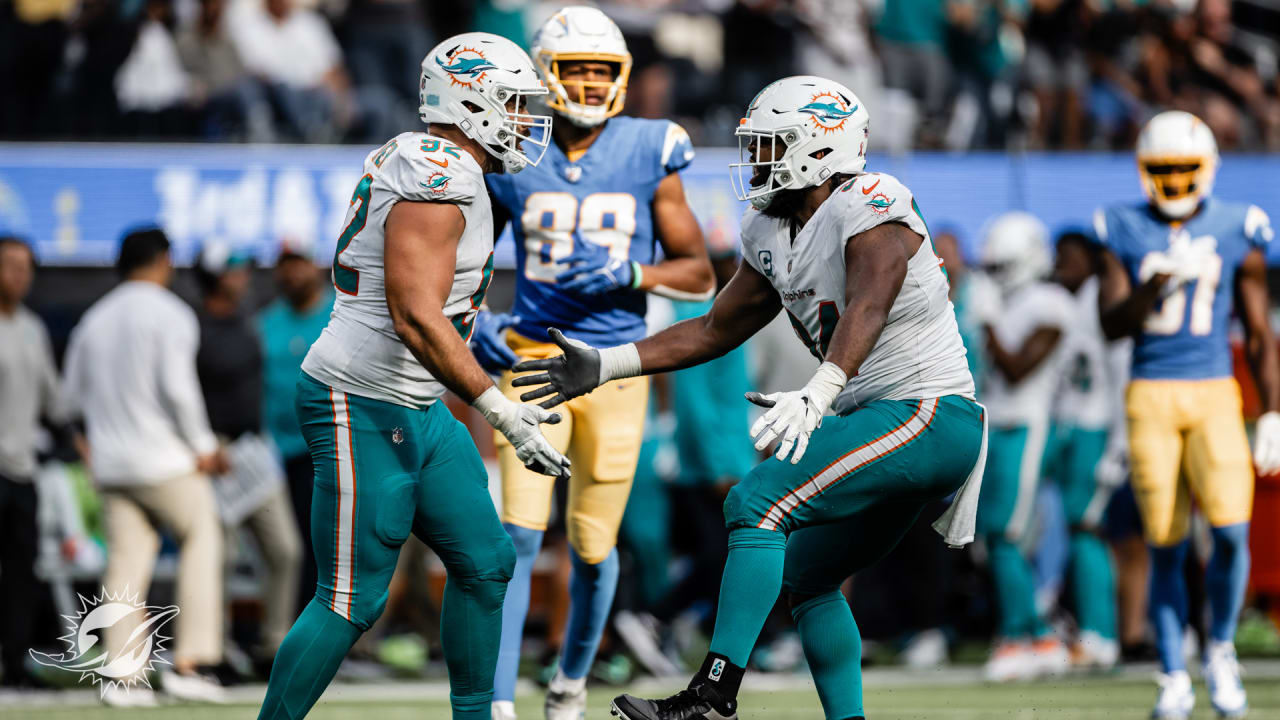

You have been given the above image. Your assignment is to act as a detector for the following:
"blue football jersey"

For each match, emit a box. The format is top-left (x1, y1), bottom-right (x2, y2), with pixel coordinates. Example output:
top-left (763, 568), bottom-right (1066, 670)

top-left (1095, 198), bottom-right (1273, 380)
top-left (486, 116), bottom-right (695, 346)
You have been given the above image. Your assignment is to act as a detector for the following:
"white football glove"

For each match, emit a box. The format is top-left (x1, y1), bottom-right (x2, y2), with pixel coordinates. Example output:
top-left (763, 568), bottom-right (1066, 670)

top-left (1253, 411), bottom-right (1280, 476)
top-left (473, 387), bottom-right (571, 479)
top-left (1095, 439), bottom-right (1129, 489)
top-left (746, 362), bottom-right (847, 464)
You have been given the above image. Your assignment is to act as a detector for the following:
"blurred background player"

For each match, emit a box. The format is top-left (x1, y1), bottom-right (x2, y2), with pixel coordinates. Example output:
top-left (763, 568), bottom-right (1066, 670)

top-left (62, 228), bottom-right (229, 706)
top-left (256, 33), bottom-right (569, 720)
top-left (193, 242), bottom-right (302, 675)
top-left (1042, 229), bottom-right (1128, 670)
top-left (1095, 110), bottom-right (1279, 720)
top-left (469, 8), bottom-right (714, 720)
top-left (257, 238), bottom-right (335, 618)
top-left (0, 236), bottom-right (67, 689)
top-left (975, 212), bottom-right (1073, 681)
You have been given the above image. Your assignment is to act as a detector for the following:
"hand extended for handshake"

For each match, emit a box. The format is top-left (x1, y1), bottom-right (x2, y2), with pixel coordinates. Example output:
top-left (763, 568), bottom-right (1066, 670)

top-left (510, 328), bottom-right (848, 468)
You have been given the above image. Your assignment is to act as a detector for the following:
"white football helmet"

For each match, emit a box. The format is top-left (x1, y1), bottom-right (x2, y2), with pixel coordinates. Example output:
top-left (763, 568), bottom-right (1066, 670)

top-left (419, 32), bottom-right (552, 174)
top-left (1136, 111), bottom-right (1218, 219)
top-left (731, 76), bottom-right (870, 210)
top-left (531, 6), bottom-right (632, 128)
top-left (981, 211), bottom-right (1051, 297)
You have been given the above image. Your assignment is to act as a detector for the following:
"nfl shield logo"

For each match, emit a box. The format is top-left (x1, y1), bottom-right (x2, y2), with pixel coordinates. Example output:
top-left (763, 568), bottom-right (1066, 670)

top-left (391, 427), bottom-right (404, 445)
top-left (564, 165), bottom-right (583, 183)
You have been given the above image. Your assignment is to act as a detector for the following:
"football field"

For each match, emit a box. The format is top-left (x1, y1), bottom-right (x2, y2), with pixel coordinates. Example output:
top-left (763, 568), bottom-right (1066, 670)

top-left (3, 666), bottom-right (1278, 719)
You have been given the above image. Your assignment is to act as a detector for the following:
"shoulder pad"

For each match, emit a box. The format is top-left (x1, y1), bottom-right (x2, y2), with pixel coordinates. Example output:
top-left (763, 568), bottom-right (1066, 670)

top-left (379, 133), bottom-right (483, 204)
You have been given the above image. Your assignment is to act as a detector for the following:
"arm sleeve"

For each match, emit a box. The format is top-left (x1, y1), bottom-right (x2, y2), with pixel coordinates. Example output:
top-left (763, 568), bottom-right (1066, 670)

top-left (658, 121), bottom-right (695, 175)
top-left (737, 208), bottom-right (766, 276)
top-left (1245, 204), bottom-right (1274, 249)
top-left (383, 139), bottom-right (483, 205)
top-left (159, 307), bottom-right (219, 457)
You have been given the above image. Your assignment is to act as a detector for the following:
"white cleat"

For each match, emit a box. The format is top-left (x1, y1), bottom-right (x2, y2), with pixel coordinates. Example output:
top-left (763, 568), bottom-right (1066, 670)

top-left (101, 685), bottom-right (160, 707)
top-left (1152, 670), bottom-right (1195, 720)
top-left (545, 669), bottom-right (587, 720)
top-left (1028, 636), bottom-right (1072, 678)
top-left (1204, 642), bottom-right (1248, 718)
top-left (158, 670), bottom-right (227, 704)
top-left (545, 686), bottom-right (587, 720)
top-left (492, 700), bottom-right (518, 720)
top-left (1072, 631), bottom-right (1119, 672)
top-left (614, 611), bottom-right (683, 677)
top-left (901, 628), bottom-right (948, 669)
top-left (984, 641), bottom-right (1034, 682)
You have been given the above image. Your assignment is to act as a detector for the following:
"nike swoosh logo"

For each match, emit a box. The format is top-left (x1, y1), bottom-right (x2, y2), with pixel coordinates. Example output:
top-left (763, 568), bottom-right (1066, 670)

top-left (861, 178), bottom-right (880, 195)
top-left (426, 157), bottom-right (448, 168)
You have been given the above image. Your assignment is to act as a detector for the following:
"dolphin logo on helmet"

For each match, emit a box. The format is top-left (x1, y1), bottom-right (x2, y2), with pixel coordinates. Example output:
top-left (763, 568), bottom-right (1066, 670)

top-left (435, 53), bottom-right (500, 78)
top-left (798, 101), bottom-right (857, 123)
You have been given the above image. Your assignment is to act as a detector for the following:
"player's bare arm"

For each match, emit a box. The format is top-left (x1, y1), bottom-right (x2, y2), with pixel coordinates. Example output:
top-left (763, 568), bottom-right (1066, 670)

top-left (745, 221), bottom-right (917, 462)
top-left (1098, 247), bottom-right (1171, 340)
top-left (512, 258), bottom-right (781, 408)
top-left (1237, 248), bottom-right (1280, 413)
top-left (385, 200), bottom-right (495, 402)
top-left (819, 222), bottom-right (916, 377)
top-left (984, 326), bottom-right (1063, 384)
top-left (385, 199), bottom-right (570, 478)
top-left (641, 172), bottom-right (716, 301)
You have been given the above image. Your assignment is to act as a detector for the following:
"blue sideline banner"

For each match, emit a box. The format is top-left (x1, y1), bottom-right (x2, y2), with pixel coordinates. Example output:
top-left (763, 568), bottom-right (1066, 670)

top-left (0, 143), bottom-right (1275, 267)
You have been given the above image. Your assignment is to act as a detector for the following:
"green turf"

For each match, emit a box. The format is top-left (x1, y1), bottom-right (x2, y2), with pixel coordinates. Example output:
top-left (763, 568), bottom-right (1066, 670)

top-left (3, 677), bottom-right (1277, 720)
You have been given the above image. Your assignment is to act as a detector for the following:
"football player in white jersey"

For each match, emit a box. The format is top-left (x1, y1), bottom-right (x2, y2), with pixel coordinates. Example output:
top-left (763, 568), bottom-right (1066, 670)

top-left (510, 75), bottom-right (986, 720)
top-left (257, 33), bottom-right (570, 720)
top-left (1043, 229), bottom-right (1130, 670)
top-left (974, 212), bottom-right (1075, 681)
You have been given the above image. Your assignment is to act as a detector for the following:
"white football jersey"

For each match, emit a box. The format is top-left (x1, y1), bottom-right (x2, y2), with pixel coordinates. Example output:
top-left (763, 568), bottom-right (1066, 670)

top-left (1053, 276), bottom-right (1131, 429)
top-left (303, 132), bottom-right (495, 408)
top-left (982, 281), bottom-right (1074, 427)
top-left (740, 172), bottom-right (974, 413)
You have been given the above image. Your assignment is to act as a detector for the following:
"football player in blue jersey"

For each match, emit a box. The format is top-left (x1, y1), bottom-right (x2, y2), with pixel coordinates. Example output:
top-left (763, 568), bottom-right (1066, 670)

top-left (472, 7), bottom-right (715, 720)
top-left (1095, 110), bottom-right (1279, 720)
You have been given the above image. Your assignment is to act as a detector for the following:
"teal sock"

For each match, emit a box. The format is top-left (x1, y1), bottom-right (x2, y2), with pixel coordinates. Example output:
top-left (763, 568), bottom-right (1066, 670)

top-left (708, 527), bottom-right (787, 666)
top-left (793, 592), bottom-right (863, 720)
top-left (258, 597), bottom-right (362, 720)
top-left (1070, 531), bottom-right (1116, 639)
top-left (441, 576), bottom-right (508, 719)
top-left (989, 538), bottom-right (1045, 637)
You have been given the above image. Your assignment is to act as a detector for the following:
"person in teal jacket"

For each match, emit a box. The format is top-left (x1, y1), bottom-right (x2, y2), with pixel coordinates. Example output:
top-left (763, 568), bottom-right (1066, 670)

top-left (257, 239), bottom-right (333, 616)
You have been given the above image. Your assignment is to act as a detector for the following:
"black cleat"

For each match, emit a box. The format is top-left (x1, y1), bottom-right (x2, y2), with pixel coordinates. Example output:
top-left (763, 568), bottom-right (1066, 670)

top-left (610, 683), bottom-right (738, 720)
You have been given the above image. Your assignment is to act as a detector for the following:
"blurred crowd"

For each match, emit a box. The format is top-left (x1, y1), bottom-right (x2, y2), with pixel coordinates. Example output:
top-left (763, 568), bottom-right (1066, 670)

top-left (1, 0), bottom-right (1278, 149)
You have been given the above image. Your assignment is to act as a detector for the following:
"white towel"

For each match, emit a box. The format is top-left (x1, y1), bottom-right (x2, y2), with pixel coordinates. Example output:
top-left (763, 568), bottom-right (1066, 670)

top-left (932, 402), bottom-right (988, 548)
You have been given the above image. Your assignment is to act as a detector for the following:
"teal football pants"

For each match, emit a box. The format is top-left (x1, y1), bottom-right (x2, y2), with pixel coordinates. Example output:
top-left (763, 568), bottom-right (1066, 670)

top-left (709, 395), bottom-right (984, 720)
top-left (1042, 424), bottom-right (1117, 640)
top-left (978, 422), bottom-right (1051, 639)
top-left (259, 373), bottom-right (515, 720)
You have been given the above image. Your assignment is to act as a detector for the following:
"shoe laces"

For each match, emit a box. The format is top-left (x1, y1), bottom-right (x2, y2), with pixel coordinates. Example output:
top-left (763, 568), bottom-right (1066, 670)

top-left (652, 686), bottom-right (721, 720)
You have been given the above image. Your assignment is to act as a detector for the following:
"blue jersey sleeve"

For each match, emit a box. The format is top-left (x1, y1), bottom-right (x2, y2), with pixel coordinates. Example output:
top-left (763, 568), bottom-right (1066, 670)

top-left (1245, 204), bottom-right (1274, 249)
top-left (658, 121), bottom-right (695, 175)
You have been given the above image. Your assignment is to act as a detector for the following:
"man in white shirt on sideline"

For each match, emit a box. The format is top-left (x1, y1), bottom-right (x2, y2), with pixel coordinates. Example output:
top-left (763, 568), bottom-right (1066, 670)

top-left (0, 236), bottom-right (66, 688)
top-left (63, 228), bottom-right (228, 707)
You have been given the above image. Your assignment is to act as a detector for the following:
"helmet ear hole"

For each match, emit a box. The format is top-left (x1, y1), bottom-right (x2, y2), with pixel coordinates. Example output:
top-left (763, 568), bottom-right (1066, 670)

top-left (462, 101), bottom-right (484, 113)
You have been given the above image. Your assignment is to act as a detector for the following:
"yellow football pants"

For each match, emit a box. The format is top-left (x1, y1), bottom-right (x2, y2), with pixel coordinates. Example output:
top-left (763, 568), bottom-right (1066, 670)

top-left (495, 331), bottom-right (648, 564)
top-left (1126, 377), bottom-right (1254, 547)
